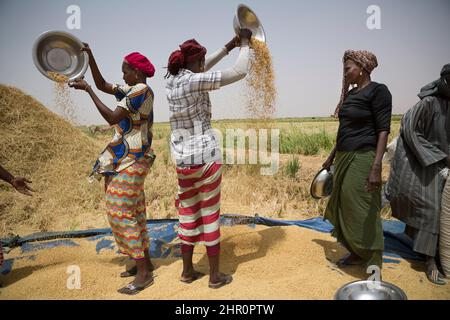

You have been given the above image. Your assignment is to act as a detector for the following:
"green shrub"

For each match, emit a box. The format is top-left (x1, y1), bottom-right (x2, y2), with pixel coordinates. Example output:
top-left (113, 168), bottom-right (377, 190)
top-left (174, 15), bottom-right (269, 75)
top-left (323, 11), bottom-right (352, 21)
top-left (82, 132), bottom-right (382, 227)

top-left (280, 129), bottom-right (334, 155)
top-left (285, 156), bottom-right (300, 178)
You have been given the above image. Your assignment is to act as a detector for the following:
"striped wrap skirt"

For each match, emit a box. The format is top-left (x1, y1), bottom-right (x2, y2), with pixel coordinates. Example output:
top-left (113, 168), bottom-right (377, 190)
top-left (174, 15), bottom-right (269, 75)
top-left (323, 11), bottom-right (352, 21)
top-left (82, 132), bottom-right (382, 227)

top-left (175, 162), bottom-right (222, 247)
top-left (105, 157), bottom-right (153, 260)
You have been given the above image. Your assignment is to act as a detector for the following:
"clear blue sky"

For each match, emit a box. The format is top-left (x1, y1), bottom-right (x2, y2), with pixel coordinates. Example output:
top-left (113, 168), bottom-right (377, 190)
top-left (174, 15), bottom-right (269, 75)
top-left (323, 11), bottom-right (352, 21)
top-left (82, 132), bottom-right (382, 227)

top-left (1, 0), bottom-right (449, 125)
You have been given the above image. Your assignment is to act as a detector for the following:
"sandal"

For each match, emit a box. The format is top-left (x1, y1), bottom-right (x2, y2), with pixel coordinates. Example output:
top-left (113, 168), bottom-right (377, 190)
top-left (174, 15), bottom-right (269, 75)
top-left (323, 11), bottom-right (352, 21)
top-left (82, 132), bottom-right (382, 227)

top-left (209, 273), bottom-right (233, 289)
top-left (120, 266), bottom-right (137, 278)
top-left (117, 277), bottom-right (154, 295)
top-left (427, 269), bottom-right (447, 286)
top-left (180, 271), bottom-right (205, 284)
top-left (336, 253), bottom-right (364, 267)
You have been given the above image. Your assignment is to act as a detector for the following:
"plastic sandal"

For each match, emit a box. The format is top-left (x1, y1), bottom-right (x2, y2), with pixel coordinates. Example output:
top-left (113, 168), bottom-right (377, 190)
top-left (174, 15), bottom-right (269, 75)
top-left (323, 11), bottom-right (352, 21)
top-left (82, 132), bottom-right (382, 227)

top-left (209, 274), bottom-right (233, 289)
top-left (117, 277), bottom-right (154, 295)
top-left (180, 271), bottom-right (206, 284)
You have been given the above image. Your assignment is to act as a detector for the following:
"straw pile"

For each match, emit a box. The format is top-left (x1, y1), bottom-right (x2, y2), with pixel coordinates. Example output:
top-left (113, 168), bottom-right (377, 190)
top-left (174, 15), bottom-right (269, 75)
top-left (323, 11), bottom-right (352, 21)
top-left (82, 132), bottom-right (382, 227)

top-left (0, 85), bottom-right (105, 236)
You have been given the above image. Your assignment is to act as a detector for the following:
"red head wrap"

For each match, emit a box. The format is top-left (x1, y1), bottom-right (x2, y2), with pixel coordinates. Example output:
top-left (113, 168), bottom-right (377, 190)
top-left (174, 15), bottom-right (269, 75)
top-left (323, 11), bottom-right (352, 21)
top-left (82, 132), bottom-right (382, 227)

top-left (166, 39), bottom-right (207, 76)
top-left (124, 52), bottom-right (155, 78)
top-left (180, 39), bottom-right (207, 63)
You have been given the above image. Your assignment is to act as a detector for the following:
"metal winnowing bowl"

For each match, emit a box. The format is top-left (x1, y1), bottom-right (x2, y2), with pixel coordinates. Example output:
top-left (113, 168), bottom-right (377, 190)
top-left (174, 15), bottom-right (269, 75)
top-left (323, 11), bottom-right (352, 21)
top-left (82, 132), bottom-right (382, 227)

top-left (32, 30), bottom-right (89, 82)
top-left (233, 4), bottom-right (266, 43)
top-left (310, 165), bottom-right (334, 200)
top-left (335, 280), bottom-right (408, 300)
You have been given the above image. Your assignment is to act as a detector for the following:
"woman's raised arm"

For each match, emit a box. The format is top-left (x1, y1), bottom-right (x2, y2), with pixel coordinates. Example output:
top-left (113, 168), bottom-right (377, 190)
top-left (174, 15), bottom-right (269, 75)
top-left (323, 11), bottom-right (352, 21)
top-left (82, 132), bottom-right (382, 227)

top-left (81, 43), bottom-right (115, 95)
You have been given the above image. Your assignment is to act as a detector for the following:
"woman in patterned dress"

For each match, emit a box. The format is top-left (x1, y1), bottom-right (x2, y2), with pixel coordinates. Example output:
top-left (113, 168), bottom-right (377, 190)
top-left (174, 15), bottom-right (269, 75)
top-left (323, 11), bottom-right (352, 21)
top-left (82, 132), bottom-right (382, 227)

top-left (69, 44), bottom-right (156, 295)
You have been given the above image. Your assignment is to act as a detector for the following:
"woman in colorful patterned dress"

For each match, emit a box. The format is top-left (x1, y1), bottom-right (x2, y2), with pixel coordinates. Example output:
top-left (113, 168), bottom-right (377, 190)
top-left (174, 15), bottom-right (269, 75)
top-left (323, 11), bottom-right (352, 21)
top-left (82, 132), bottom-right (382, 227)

top-left (69, 44), bottom-right (156, 295)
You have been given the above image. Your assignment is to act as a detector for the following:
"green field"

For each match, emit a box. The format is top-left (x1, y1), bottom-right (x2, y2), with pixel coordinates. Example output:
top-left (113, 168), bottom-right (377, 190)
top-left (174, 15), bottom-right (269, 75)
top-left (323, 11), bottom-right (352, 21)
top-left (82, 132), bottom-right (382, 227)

top-left (81, 116), bottom-right (402, 158)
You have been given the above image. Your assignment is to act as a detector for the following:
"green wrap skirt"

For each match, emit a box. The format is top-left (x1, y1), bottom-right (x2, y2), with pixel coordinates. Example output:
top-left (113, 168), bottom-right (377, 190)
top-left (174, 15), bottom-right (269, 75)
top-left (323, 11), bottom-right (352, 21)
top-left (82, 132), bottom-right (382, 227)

top-left (324, 150), bottom-right (384, 268)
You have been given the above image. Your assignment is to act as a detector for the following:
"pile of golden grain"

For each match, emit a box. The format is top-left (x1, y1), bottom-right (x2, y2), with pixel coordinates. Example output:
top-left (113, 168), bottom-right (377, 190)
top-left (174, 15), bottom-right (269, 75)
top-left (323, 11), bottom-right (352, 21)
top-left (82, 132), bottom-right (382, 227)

top-left (245, 39), bottom-right (277, 120)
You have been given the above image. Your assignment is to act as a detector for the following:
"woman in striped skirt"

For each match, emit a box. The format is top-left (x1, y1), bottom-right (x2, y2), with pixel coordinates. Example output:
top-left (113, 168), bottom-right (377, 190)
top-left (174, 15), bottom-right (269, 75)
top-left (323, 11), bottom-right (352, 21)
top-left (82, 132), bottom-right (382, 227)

top-left (69, 46), bottom-right (156, 295)
top-left (166, 29), bottom-right (252, 288)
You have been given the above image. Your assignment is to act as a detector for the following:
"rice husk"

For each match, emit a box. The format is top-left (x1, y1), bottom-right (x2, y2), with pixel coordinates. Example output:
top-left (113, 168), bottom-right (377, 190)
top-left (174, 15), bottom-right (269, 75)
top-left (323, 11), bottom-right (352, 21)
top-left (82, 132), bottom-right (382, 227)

top-left (47, 72), bottom-right (69, 83)
top-left (245, 39), bottom-right (277, 120)
top-left (47, 72), bottom-right (77, 124)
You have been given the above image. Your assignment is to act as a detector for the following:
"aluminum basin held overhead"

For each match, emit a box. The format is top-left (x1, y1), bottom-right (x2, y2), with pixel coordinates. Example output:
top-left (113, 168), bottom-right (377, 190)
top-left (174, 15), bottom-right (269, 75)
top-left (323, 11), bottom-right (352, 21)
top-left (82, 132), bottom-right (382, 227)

top-left (233, 4), bottom-right (266, 43)
top-left (32, 30), bottom-right (88, 82)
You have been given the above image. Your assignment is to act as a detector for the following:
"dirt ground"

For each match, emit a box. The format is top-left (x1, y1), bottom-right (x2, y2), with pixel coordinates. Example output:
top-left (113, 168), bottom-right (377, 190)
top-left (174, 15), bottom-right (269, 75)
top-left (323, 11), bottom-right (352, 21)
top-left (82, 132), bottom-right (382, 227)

top-left (1, 225), bottom-right (449, 300)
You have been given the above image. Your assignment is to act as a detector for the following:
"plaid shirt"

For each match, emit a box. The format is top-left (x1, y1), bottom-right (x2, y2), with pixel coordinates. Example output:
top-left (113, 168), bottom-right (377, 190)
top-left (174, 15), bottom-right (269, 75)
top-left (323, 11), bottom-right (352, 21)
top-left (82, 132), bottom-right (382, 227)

top-left (166, 69), bottom-right (222, 166)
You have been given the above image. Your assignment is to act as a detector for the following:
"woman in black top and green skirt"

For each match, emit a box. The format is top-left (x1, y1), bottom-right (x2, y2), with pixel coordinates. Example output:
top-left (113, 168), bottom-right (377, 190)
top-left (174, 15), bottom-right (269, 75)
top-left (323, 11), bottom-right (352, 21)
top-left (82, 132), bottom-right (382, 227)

top-left (323, 50), bottom-right (392, 269)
